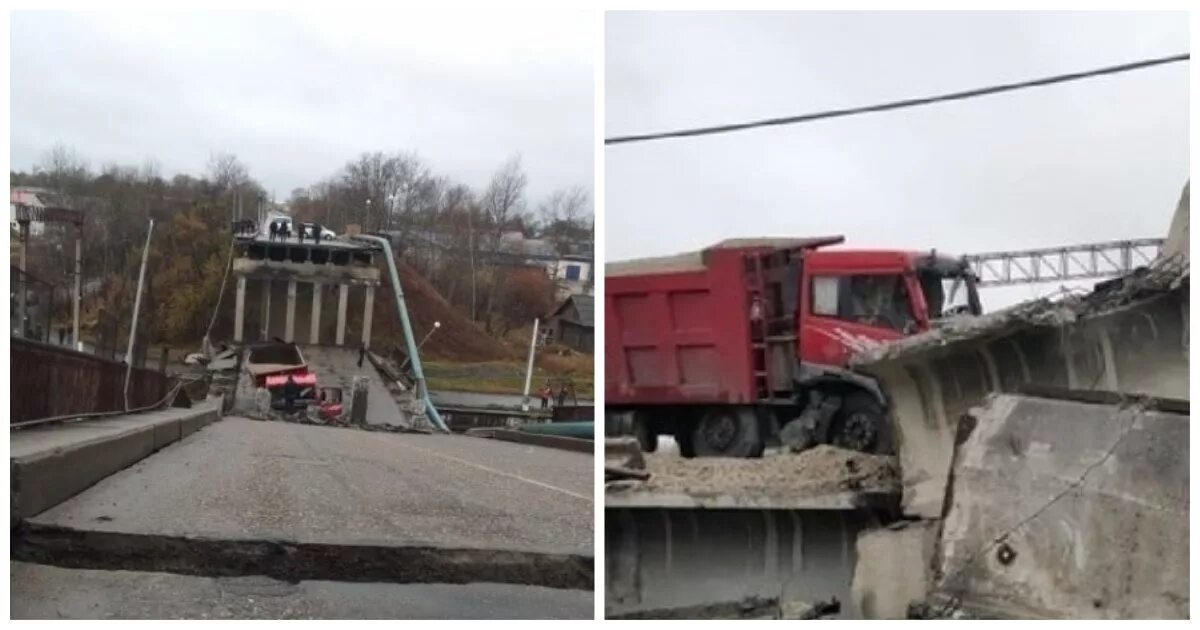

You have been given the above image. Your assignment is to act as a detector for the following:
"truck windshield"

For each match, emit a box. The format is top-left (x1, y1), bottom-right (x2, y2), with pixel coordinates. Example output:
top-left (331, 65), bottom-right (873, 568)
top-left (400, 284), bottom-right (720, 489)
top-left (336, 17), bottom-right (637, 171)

top-left (918, 262), bottom-right (982, 319)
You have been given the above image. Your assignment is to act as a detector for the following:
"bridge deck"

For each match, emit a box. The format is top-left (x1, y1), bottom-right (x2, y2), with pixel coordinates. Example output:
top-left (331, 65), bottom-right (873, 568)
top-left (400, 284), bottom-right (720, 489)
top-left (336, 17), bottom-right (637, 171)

top-left (28, 417), bottom-right (593, 555)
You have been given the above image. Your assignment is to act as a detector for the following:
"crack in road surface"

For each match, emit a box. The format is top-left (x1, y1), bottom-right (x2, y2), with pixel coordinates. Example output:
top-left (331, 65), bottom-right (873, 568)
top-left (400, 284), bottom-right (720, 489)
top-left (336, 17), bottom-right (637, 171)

top-left (12, 523), bottom-right (593, 591)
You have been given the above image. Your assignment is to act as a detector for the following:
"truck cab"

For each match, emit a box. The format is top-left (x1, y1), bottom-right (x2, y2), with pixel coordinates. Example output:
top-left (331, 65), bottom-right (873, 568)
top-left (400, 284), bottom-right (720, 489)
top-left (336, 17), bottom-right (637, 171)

top-left (794, 249), bottom-right (981, 367)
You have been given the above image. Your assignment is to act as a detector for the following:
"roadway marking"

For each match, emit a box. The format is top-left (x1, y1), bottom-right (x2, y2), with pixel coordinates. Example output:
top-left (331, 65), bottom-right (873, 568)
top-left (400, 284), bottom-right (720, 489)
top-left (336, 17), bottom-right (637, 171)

top-left (388, 441), bottom-right (591, 502)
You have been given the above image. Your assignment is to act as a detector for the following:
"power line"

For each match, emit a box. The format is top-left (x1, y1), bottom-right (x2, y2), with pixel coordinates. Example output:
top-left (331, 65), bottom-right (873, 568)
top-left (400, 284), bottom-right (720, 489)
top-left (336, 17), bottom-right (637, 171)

top-left (605, 53), bottom-right (1190, 146)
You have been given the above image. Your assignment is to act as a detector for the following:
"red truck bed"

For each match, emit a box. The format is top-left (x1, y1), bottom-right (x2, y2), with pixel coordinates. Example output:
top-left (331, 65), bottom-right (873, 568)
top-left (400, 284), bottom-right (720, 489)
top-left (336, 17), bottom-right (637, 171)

top-left (606, 237), bottom-right (840, 406)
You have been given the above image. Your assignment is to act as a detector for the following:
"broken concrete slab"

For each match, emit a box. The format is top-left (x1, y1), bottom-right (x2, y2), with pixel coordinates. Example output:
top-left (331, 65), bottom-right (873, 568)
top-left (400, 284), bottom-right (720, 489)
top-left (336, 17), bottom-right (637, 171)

top-left (299, 345), bottom-right (416, 430)
top-left (10, 402), bottom-right (221, 519)
top-left (856, 286), bottom-right (1188, 519)
top-left (933, 393), bottom-right (1188, 619)
top-left (606, 508), bottom-right (878, 619)
top-left (851, 520), bottom-right (939, 619)
top-left (10, 562), bottom-right (592, 619)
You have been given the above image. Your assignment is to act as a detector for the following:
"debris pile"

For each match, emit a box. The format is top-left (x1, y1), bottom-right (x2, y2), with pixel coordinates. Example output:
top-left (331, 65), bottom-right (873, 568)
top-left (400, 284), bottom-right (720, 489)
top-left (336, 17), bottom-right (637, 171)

top-left (611, 445), bottom-right (899, 497)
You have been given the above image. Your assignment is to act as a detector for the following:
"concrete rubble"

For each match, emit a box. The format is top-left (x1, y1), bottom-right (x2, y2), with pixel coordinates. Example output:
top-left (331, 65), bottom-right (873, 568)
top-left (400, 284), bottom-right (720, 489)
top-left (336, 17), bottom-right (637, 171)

top-left (609, 445), bottom-right (898, 502)
top-left (848, 181), bottom-right (1190, 618)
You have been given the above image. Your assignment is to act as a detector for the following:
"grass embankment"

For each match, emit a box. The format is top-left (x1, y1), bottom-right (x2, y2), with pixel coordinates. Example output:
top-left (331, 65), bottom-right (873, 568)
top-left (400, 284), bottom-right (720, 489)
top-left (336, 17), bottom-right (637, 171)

top-left (423, 350), bottom-right (594, 398)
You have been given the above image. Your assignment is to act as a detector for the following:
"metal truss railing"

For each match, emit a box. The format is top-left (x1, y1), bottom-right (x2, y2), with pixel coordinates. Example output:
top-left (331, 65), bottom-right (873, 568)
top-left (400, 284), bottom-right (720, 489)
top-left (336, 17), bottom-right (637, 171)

top-left (965, 239), bottom-right (1164, 287)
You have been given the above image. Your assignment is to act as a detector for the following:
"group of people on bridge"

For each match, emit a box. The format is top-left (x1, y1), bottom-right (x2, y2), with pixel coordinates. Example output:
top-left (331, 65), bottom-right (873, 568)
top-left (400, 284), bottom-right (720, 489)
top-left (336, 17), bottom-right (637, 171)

top-left (538, 381), bottom-right (576, 409)
top-left (268, 219), bottom-right (292, 243)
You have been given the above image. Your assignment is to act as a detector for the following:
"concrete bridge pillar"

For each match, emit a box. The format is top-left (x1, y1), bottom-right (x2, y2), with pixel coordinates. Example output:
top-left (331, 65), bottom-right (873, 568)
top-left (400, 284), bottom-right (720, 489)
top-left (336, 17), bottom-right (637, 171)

top-left (310, 281), bottom-right (323, 344)
top-left (336, 283), bottom-right (349, 346)
top-left (285, 280), bottom-right (297, 342)
top-left (261, 278), bottom-right (272, 340)
top-left (234, 276), bottom-right (246, 343)
top-left (362, 285), bottom-right (375, 349)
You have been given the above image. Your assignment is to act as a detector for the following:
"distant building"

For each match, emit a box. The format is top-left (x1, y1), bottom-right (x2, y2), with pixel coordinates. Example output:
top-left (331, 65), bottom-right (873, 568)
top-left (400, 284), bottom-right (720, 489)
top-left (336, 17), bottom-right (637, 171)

top-left (394, 228), bottom-right (594, 298)
top-left (10, 187), bottom-right (51, 236)
top-left (545, 293), bottom-right (593, 354)
top-left (498, 231), bottom-right (594, 298)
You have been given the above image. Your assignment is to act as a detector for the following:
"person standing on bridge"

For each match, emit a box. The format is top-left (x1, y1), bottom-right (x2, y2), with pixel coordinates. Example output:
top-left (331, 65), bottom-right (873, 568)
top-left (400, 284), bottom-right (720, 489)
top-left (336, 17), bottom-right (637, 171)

top-left (268, 220), bottom-right (278, 242)
top-left (297, 223), bottom-right (306, 244)
top-left (539, 382), bottom-right (552, 409)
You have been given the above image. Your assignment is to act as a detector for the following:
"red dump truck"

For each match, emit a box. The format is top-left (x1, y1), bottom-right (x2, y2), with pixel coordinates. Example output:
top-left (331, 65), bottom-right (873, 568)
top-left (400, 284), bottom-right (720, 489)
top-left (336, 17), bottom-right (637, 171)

top-left (605, 236), bottom-right (982, 457)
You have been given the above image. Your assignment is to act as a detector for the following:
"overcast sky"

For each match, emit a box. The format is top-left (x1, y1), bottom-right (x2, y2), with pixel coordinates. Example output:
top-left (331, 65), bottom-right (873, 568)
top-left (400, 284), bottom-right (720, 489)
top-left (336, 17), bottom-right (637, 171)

top-left (11, 11), bottom-right (594, 208)
top-left (606, 11), bottom-right (1189, 307)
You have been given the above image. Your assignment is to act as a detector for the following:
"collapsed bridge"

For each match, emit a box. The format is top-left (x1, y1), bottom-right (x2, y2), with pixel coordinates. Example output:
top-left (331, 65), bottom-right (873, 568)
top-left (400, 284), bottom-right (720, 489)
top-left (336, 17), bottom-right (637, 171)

top-left (604, 182), bottom-right (1190, 619)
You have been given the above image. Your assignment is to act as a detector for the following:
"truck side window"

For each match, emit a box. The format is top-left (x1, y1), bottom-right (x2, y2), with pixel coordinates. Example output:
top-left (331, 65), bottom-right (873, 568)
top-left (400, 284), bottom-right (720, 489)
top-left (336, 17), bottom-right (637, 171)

top-left (811, 274), bottom-right (916, 332)
top-left (812, 276), bottom-right (839, 316)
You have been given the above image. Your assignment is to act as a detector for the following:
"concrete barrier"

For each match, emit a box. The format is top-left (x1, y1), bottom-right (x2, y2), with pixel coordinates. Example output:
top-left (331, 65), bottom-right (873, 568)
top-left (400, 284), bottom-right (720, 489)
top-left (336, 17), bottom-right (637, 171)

top-left (465, 428), bottom-right (594, 453)
top-left (11, 402), bottom-right (221, 519)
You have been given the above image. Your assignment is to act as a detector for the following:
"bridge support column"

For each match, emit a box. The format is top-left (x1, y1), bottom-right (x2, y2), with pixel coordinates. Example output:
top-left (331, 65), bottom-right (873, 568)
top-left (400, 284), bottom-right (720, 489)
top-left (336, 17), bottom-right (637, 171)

top-left (234, 275), bottom-right (246, 343)
top-left (261, 278), bottom-right (271, 341)
top-left (362, 285), bottom-right (375, 349)
top-left (285, 280), bottom-right (297, 342)
top-left (310, 281), bottom-right (322, 344)
top-left (336, 283), bottom-right (349, 346)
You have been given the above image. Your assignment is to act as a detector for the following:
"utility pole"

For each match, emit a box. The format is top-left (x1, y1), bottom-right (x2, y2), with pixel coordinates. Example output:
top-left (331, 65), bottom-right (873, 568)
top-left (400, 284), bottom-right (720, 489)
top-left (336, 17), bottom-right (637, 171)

top-left (521, 318), bottom-right (540, 412)
top-left (17, 219), bottom-right (29, 338)
top-left (72, 221), bottom-right (82, 350)
top-left (124, 219), bottom-right (155, 411)
top-left (468, 207), bottom-right (477, 320)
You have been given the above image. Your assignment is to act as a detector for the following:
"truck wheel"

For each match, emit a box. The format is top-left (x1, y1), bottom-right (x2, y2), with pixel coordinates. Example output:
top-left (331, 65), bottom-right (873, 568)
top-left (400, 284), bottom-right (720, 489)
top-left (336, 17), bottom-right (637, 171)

top-left (634, 416), bottom-right (659, 453)
top-left (829, 392), bottom-right (894, 455)
top-left (691, 408), bottom-right (764, 458)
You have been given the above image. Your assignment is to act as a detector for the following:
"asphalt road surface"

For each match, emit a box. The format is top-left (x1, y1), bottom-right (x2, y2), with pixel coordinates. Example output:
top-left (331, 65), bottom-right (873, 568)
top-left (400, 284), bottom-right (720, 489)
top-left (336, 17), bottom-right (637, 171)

top-left (11, 563), bottom-right (591, 619)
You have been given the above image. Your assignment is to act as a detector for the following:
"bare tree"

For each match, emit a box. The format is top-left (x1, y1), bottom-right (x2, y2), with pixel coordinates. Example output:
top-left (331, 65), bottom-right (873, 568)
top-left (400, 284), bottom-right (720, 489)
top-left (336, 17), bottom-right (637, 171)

top-left (538, 185), bottom-right (590, 226)
top-left (36, 144), bottom-right (90, 201)
top-left (479, 156), bottom-right (528, 328)
top-left (207, 152), bottom-right (249, 191)
top-left (481, 155), bottom-right (528, 245)
top-left (538, 185), bottom-right (592, 254)
top-left (207, 152), bottom-right (251, 222)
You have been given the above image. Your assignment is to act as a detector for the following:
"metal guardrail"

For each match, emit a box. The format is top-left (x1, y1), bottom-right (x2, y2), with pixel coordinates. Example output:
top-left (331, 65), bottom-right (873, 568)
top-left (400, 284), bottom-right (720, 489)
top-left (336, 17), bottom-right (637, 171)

top-left (11, 337), bottom-right (169, 424)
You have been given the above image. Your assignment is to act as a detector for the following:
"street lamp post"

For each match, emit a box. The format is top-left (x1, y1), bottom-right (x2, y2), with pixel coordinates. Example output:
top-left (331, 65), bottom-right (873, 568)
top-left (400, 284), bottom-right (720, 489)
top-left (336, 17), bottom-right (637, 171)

top-left (399, 321), bottom-right (441, 372)
top-left (387, 193), bottom-right (397, 233)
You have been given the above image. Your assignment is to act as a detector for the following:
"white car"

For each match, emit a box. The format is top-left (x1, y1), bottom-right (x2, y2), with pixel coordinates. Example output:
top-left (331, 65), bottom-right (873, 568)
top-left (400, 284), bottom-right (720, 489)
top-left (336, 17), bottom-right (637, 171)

top-left (300, 223), bottom-right (337, 240)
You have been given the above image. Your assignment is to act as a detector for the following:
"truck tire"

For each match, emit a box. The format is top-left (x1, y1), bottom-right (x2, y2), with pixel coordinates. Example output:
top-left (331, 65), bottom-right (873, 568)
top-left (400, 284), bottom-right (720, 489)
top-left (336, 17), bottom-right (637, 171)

top-left (691, 407), bottom-right (764, 458)
top-left (829, 392), bottom-right (894, 455)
